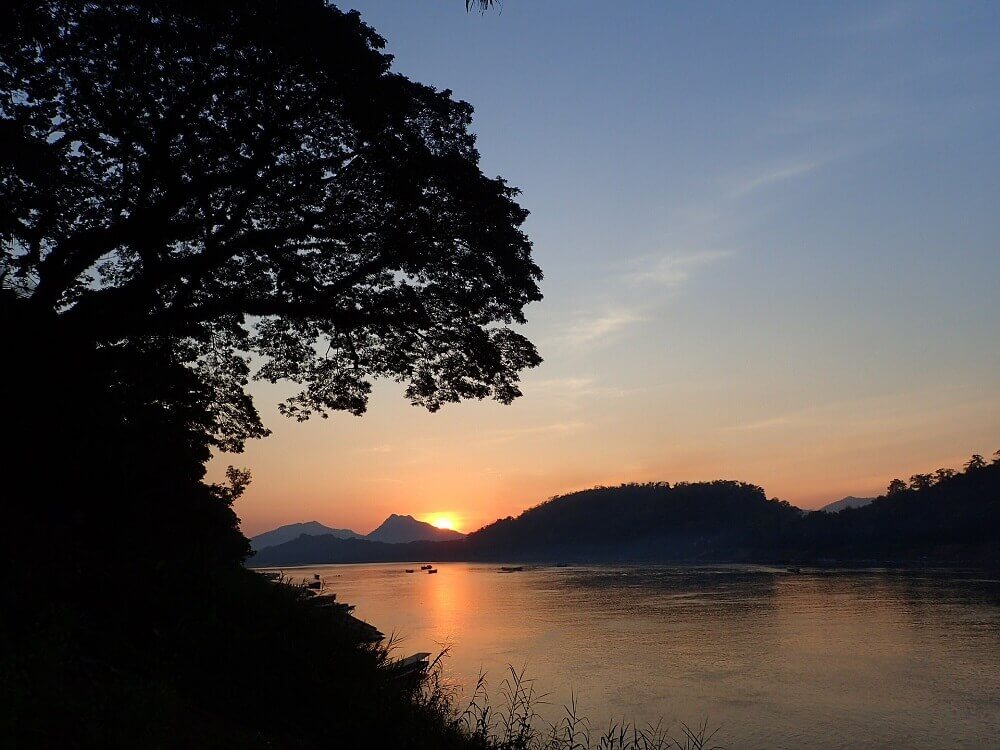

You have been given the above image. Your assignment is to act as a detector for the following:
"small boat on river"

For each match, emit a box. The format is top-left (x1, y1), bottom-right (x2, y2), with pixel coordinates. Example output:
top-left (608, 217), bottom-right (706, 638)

top-left (392, 652), bottom-right (431, 679)
top-left (499, 566), bottom-right (524, 573)
top-left (427, 568), bottom-right (438, 574)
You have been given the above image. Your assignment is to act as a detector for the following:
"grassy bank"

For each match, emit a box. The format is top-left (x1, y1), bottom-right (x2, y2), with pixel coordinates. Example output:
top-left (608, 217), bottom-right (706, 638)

top-left (3, 567), bottom-right (470, 749)
top-left (2, 567), bottom-right (719, 749)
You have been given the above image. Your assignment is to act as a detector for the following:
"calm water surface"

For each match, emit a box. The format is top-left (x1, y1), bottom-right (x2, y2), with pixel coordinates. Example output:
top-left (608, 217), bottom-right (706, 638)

top-left (280, 564), bottom-right (1000, 749)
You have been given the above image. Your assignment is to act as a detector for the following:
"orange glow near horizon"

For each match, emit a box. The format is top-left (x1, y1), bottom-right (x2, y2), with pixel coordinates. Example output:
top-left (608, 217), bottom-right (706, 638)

top-left (214, 377), bottom-right (1000, 539)
top-left (189, 1), bottom-right (1000, 543)
top-left (426, 513), bottom-right (459, 532)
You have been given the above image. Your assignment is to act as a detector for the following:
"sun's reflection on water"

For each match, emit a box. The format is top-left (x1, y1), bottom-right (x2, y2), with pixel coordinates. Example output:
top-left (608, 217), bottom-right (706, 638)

top-left (285, 563), bottom-right (1000, 749)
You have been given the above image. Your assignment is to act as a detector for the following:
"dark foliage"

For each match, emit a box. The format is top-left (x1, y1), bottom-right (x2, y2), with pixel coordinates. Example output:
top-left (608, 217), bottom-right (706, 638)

top-left (467, 0), bottom-right (501, 12)
top-left (253, 481), bottom-right (801, 565)
top-left (1, 292), bottom-right (252, 576)
top-left (1, 2), bottom-right (541, 746)
top-left (465, 462), bottom-right (1000, 564)
top-left (252, 533), bottom-right (466, 567)
top-left (1, 566), bottom-right (489, 749)
top-left (2, 0), bottom-right (541, 442)
top-left (1, 0), bottom-right (541, 597)
top-left (465, 481), bottom-right (801, 561)
top-left (796, 458), bottom-right (1000, 562)
top-left (255, 466), bottom-right (1000, 566)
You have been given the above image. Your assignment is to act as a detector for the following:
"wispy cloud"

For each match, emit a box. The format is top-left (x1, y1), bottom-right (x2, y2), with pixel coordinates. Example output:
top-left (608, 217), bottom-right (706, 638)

top-left (720, 389), bottom-right (1000, 435)
top-left (531, 377), bottom-right (597, 393)
top-left (721, 399), bottom-right (868, 433)
top-left (723, 414), bottom-right (798, 432)
top-left (494, 421), bottom-right (589, 437)
top-left (527, 376), bottom-right (630, 407)
top-left (627, 249), bottom-right (734, 287)
top-left (731, 160), bottom-right (822, 196)
top-left (566, 308), bottom-right (646, 347)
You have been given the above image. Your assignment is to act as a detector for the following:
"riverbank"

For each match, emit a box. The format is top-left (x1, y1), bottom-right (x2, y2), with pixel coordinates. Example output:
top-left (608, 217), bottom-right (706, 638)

top-left (4, 564), bottom-right (724, 750)
top-left (2, 565), bottom-right (481, 749)
top-left (272, 562), bottom-right (1000, 749)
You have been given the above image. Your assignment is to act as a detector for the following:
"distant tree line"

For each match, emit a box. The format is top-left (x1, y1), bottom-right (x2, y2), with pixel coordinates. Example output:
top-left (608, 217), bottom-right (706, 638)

top-left (886, 451), bottom-right (1000, 495)
top-left (255, 464), bottom-right (1000, 566)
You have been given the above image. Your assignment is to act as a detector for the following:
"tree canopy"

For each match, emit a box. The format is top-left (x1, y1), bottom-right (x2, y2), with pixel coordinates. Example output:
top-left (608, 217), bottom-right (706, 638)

top-left (1, 0), bottom-right (542, 452)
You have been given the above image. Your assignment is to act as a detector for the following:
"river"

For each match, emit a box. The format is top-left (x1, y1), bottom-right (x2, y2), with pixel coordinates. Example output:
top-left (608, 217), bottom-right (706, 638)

top-left (277, 563), bottom-right (1000, 749)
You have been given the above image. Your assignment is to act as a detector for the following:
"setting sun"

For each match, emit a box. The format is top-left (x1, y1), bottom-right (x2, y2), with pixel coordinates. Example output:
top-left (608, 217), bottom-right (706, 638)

top-left (427, 514), bottom-right (458, 531)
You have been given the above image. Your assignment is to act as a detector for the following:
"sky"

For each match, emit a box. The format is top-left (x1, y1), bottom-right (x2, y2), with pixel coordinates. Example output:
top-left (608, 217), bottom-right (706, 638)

top-left (217, 1), bottom-right (1000, 537)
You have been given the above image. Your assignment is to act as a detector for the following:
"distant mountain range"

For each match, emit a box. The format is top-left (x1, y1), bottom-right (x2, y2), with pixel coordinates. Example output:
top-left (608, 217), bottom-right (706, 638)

top-left (819, 496), bottom-right (876, 513)
top-left (250, 465), bottom-right (1000, 567)
top-left (250, 514), bottom-right (464, 552)
top-left (252, 535), bottom-right (461, 566)
top-left (250, 521), bottom-right (363, 552)
top-left (366, 514), bottom-right (465, 544)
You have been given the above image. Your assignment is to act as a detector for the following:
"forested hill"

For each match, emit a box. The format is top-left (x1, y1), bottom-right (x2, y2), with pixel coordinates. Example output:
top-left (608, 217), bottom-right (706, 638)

top-left (463, 481), bottom-right (802, 561)
top-left (794, 459), bottom-right (1000, 562)
top-left (250, 481), bottom-right (798, 565)
top-left (251, 464), bottom-right (1000, 566)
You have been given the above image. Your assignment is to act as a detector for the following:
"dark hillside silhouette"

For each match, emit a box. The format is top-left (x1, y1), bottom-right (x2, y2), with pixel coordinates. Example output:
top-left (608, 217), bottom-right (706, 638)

top-left (465, 481), bottom-right (802, 561)
top-left (249, 513), bottom-right (465, 555)
top-left (252, 534), bottom-right (465, 567)
top-left (819, 496), bottom-right (876, 513)
top-left (253, 463), bottom-right (1000, 566)
top-left (467, 460), bottom-right (1000, 563)
top-left (795, 458), bottom-right (1000, 562)
top-left (367, 513), bottom-right (467, 543)
top-left (250, 520), bottom-right (363, 551)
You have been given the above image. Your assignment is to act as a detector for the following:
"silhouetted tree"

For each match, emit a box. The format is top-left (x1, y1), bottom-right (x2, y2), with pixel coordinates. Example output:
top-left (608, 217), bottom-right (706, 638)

top-left (994, 450), bottom-right (1000, 464)
top-left (2, 0), bottom-right (542, 453)
top-left (934, 468), bottom-right (957, 484)
top-left (2, 0), bottom-right (543, 586)
top-left (886, 478), bottom-right (908, 496)
top-left (909, 474), bottom-right (934, 491)
top-left (5, 4), bottom-right (545, 747)
top-left (965, 454), bottom-right (988, 472)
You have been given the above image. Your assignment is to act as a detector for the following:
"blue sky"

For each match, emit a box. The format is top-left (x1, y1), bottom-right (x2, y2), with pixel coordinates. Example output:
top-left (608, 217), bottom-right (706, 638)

top-left (229, 1), bottom-right (1000, 534)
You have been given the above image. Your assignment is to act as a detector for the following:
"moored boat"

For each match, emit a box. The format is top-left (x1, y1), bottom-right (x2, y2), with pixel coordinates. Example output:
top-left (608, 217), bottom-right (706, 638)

top-left (392, 652), bottom-right (431, 679)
